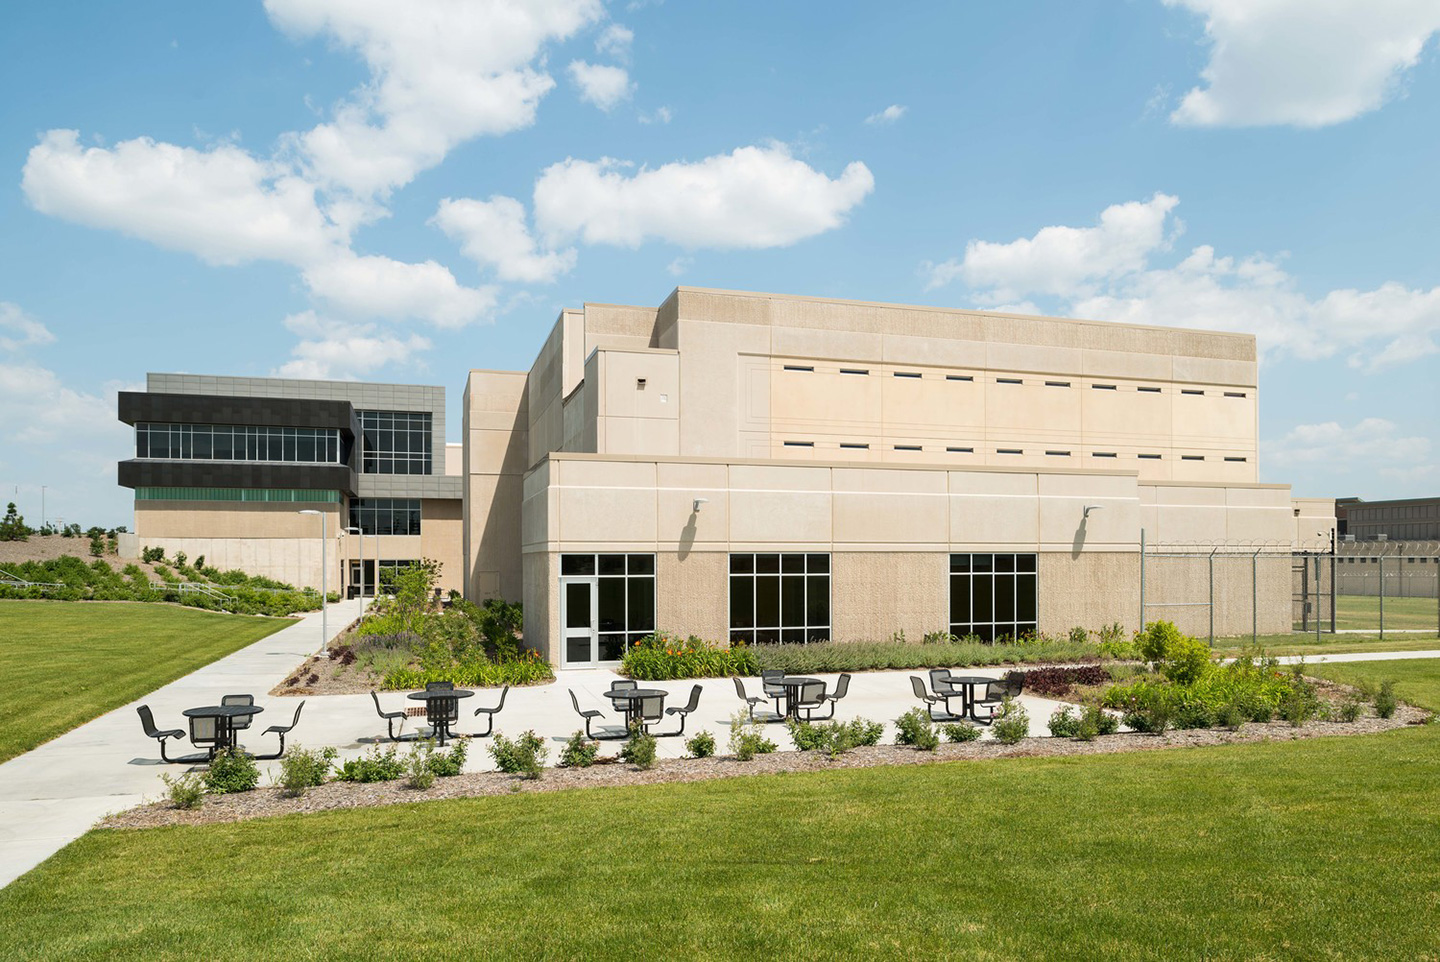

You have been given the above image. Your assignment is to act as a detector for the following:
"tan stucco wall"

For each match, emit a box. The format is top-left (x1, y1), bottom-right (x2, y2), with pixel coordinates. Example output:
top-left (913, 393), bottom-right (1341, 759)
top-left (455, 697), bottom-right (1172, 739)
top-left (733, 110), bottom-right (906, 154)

top-left (463, 371), bottom-right (529, 602)
top-left (136, 501), bottom-right (343, 540)
top-left (830, 551), bottom-right (948, 641)
top-left (1038, 551), bottom-right (1141, 636)
top-left (654, 550), bottom-right (728, 640)
top-left (420, 498), bottom-right (463, 594)
top-left (1143, 551), bottom-right (1293, 638)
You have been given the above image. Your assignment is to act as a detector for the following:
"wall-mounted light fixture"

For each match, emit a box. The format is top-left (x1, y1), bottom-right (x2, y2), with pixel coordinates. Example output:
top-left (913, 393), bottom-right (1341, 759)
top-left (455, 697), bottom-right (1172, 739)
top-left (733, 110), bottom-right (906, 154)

top-left (636, 377), bottom-right (647, 389)
top-left (693, 497), bottom-right (710, 513)
top-left (1083, 504), bottom-right (1104, 519)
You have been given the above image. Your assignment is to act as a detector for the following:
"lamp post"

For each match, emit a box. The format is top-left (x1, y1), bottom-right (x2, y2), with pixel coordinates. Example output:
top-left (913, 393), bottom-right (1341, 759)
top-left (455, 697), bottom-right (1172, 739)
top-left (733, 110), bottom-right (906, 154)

top-left (298, 509), bottom-right (327, 653)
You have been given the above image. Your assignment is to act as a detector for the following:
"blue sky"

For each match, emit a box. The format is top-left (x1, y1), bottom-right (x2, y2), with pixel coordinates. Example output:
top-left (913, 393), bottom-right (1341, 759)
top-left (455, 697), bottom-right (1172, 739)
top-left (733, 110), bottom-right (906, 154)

top-left (2, 0), bottom-right (1438, 528)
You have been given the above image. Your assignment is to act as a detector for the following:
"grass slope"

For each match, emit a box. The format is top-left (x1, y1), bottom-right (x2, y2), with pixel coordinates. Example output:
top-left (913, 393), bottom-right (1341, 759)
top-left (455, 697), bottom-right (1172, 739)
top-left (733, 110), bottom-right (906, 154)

top-left (1306, 658), bottom-right (1440, 712)
top-left (0, 600), bottom-right (288, 763)
top-left (2, 728), bottom-right (1437, 960)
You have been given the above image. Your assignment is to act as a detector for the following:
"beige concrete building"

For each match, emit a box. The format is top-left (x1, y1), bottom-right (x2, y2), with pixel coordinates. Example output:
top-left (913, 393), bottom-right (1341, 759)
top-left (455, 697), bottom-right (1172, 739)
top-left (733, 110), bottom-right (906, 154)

top-left (462, 287), bottom-right (1333, 667)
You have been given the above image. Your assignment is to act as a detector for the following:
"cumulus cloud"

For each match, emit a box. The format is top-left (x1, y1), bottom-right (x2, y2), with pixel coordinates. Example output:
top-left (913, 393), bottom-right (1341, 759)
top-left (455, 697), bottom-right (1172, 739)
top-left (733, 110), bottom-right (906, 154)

top-left (0, 302), bottom-right (56, 352)
top-left (1265, 417), bottom-right (1432, 471)
top-left (1166, 0), bottom-right (1440, 127)
top-left (638, 106), bottom-right (673, 124)
top-left (595, 23), bottom-right (634, 59)
top-left (274, 311), bottom-right (433, 379)
top-left (865, 104), bottom-right (907, 124)
top-left (265, 0), bottom-right (604, 199)
top-left (567, 60), bottom-right (635, 110)
top-left (301, 253), bottom-right (497, 328)
top-left (431, 195), bottom-right (576, 284)
top-left (0, 361), bottom-right (125, 447)
top-left (533, 144), bottom-right (874, 249)
top-left (923, 193), bottom-right (1180, 300)
top-left (921, 194), bottom-right (1440, 372)
top-left (22, 130), bottom-right (342, 266)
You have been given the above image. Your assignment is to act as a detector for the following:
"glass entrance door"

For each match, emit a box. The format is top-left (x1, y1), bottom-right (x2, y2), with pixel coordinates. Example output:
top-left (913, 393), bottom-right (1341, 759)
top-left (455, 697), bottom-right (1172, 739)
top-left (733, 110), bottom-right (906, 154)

top-left (560, 577), bottom-right (598, 667)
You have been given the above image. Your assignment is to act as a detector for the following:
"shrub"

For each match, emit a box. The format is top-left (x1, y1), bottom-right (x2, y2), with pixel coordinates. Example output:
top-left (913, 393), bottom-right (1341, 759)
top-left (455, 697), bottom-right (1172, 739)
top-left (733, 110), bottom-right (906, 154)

top-left (685, 731), bottom-right (716, 758)
top-left (1048, 707), bottom-right (1080, 738)
top-left (1337, 696), bottom-right (1364, 723)
top-left (161, 771), bottom-right (204, 810)
top-left (0, 503), bottom-right (31, 542)
top-left (406, 742), bottom-right (437, 790)
top-left (335, 746), bottom-right (406, 783)
top-left (942, 720), bottom-right (982, 743)
top-left (203, 749), bottom-right (260, 794)
top-left (1278, 675), bottom-right (1320, 726)
top-left (787, 717), bottom-right (883, 757)
top-left (426, 739), bottom-right (467, 777)
top-left (142, 546), bottom-right (165, 563)
top-left (1138, 621), bottom-right (1187, 666)
top-left (620, 726), bottom-right (658, 770)
top-left (1161, 634), bottom-right (1213, 686)
top-left (750, 636), bottom-right (1107, 675)
top-left (894, 707), bottom-right (939, 750)
top-left (489, 730), bottom-right (547, 779)
top-left (276, 745), bottom-right (337, 797)
top-left (1023, 665), bottom-right (1111, 698)
top-left (728, 713), bottom-right (778, 761)
top-left (89, 533), bottom-right (105, 557)
top-left (1219, 701), bottom-right (1247, 732)
top-left (560, 731), bottom-right (600, 768)
top-left (991, 698), bottom-right (1030, 745)
top-left (1374, 681), bottom-right (1398, 719)
top-left (620, 632), bottom-right (759, 680)
top-left (1068, 626), bottom-right (1089, 644)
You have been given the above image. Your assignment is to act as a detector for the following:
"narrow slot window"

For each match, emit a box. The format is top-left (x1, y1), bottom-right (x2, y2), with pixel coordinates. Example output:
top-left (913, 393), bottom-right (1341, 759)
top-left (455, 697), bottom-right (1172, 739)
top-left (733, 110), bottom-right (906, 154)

top-left (783, 441), bottom-right (814, 448)
top-left (997, 377), bottom-right (1022, 385)
top-left (893, 371), bottom-right (922, 379)
top-left (946, 374), bottom-right (974, 382)
top-left (1224, 391), bottom-right (1247, 398)
top-left (998, 448), bottom-right (1023, 455)
top-left (840, 442), bottom-right (869, 450)
top-left (1138, 453), bottom-right (1162, 460)
top-left (840, 368), bottom-right (869, 376)
top-left (1045, 381), bottom-right (1070, 388)
top-left (1138, 386), bottom-right (1161, 393)
top-left (1182, 455), bottom-right (1204, 461)
top-left (783, 365), bottom-right (814, 373)
top-left (1045, 450), bottom-right (1070, 457)
top-left (894, 444), bottom-right (922, 451)
top-left (1091, 384), bottom-right (1117, 391)
top-left (946, 446), bottom-right (973, 453)
top-left (1181, 389), bottom-right (1204, 396)
top-left (1092, 452), bottom-right (1117, 458)
top-left (1224, 456), bottom-right (1247, 462)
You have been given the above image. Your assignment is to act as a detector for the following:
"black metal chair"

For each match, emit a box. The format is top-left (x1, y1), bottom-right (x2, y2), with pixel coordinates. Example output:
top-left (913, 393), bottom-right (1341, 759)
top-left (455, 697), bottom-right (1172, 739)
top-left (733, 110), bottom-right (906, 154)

top-left (425, 681), bottom-right (455, 691)
top-left (471, 685), bottom-right (509, 737)
top-left (928, 669), bottom-right (964, 714)
top-left (972, 673), bottom-right (1025, 724)
top-left (761, 669), bottom-right (786, 708)
top-left (658, 684), bottom-right (702, 736)
top-left (793, 680), bottom-right (828, 721)
top-left (808, 673), bottom-right (851, 721)
top-left (371, 690), bottom-right (409, 741)
top-left (606, 679), bottom-right (638, 711)
top-left (733, 677), bottom-right (770, 722)
top-left (570, 690), bottom-right (626, 740)
top-left (910, 675), bottom-right (954, 721)
top-left (253, 701), bottom-right (304, 760)
top-left (188, 715), bottom-right (222, 759)
top-left (635, 694), bottom-right (666, 734)
top-left (221, 694), bottom-right (254, 732)
top-left (136, 705), bottom-right (186, 763)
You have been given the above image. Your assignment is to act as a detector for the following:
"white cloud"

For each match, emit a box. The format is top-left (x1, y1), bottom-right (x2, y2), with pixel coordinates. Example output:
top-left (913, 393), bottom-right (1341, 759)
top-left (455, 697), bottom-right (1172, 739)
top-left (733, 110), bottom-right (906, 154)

top-left (922, 194), bottom-right (1440, 372)
top-left (265, 0), bottom-right (605, 198)
top-left (865, 104), bottom-right (907, 125)
top-left (22, 130), bottom-right (342, 266)
top-left (0, 303), bottom-right (56, 352)
top-left (596, 23), bottom-right (634, 59)
top-left (567, 60), bottom-right (635, 111)
top-left (274, 311), bottom-right (432, 379)
top-left (301, 253), bottom-right (496, 328)
top-left (534, 144), bottom-right (875, 249)
top-left (431, 195), bottom-right (576, 284)
top-left (1167, 0), bottom-right (1440, 127)
top-left (0, 361), bottom-right (122, 446)
top-left (922, 193), bottom-right (1180, 300)
top-left (666, 256), bottom-right (692, 277)
top-left (1264, 417), bottom-right (1432, 472)
top-left (638, 106), bottom-right (673, 124)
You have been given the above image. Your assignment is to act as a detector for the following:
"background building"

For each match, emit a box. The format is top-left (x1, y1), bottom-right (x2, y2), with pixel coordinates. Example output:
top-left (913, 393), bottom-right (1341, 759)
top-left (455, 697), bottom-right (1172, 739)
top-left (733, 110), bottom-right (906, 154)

top-left (118, 374), bottom-right (464, 595)
top-left (1336, 495), bottom-right (1440, 543)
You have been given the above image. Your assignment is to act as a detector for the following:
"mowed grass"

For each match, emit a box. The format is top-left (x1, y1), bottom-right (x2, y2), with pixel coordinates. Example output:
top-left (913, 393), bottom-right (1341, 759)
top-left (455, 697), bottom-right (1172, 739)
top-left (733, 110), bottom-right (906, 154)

top-left (0, 601), bottom-right (288, 763)
top-left (1214, 631), bottom-right (1440, 658)
top-left (1331, 593), bottom-right (1439, 631)
top-left (3, 729), bottom-right (1439, 961)
top-left (1306, 657), bottom-right (1440, 712)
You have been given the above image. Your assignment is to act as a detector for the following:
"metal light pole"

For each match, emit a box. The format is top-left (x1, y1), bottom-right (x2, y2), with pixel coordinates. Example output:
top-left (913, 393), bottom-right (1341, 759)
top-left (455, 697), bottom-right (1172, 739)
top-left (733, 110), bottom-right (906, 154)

top-left (298, 509), bottom-right (327, 653)
top-left (41, 486), bottom-right (46, 533)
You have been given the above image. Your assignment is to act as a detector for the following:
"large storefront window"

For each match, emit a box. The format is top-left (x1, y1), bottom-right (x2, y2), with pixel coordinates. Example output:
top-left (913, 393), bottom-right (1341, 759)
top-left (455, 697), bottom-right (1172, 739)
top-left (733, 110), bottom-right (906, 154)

top-left (136, 423), bottom-right (342, 463)
top-left (950, 553), bottom-right (1037, 642)
top-left (349, 498), bottom-right (421, 536)
top-left (359, 411), bottom-right (432, 475)
top-left (729, 553), bottom-right (830, 645)
top-left (560, 553), bottom-right (655, 663)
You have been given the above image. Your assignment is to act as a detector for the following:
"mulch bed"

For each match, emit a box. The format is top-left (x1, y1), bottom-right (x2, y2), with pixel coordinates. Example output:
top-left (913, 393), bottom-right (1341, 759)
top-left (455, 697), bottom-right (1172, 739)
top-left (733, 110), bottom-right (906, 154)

top-left (103, 698), bottom-right (1431, 831)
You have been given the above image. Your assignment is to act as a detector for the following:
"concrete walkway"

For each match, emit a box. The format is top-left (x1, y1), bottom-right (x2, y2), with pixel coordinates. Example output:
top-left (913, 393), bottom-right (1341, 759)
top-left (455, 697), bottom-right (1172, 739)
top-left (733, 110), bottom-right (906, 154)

top-left (4, 616), bottom-right (1439, 890)
top-left (1275, 649), bottom-right (1440, 664)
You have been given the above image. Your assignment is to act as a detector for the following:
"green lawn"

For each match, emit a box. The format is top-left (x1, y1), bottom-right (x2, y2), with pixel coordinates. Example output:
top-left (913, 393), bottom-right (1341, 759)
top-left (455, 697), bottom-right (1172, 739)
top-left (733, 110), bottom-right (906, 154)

top-left (1331, 593), bottom-right (1439, 631)
top-left (1305, 657), bottom-right (1440, 712)
top-left (0, 600), bottom-right (289, 763)
top-left (1214, 631), bottom-right (1440, 658)
top-left (2, 728), bottom-right (1437, 960)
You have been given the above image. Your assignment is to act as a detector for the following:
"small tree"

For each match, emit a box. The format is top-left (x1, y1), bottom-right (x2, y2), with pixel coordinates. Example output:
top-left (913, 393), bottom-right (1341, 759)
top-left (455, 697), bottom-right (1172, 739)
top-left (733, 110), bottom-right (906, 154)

top-left (0, 503), bottom-right (29, 542)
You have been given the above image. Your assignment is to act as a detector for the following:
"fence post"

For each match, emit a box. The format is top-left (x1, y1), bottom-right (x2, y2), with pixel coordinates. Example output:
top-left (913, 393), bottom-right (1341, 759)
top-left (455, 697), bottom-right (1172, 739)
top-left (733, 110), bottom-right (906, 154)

top-left (1315, 551), bottom-right (1321, 645)
top-left (1329, 552), bottom-right (1336, 634)
top-left (1252, 548), bottom-right (1260, 646)
top-left (1379, 555), bottom-right (1385, 641)
top-left (1139, 528), bottom-right (1146, 633)
top-left (1301, 554), bottom-right (1310, 632)
top-left (1208, 548), bottom-right (1216, 646)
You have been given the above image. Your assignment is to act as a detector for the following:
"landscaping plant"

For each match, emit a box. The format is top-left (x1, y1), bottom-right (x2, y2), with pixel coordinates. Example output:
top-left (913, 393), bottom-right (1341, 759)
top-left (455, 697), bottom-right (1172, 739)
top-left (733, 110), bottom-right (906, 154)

top-left (406, 742), bottom-right (437, 790)
top-left (728, 713), bottom-right (777, 761)
top-left (684, 731), bottom-right (716, 758)
top-left (990, 698), bottom-right (1030, 745)
top-left (560, 731), bottom-right (600, 768)
top-left (787, 717), bottom-right (884, 757)
top-left (1374, 680), bottom-right (1398, 719)
top-left (276, 745), bottom-right (337, 797)
top-left (620, 632), bottom-right (758, 680)
top-left (942, 720), bottom-right (982, 743)
top-left (335, 746), bottom-right (406, 783)
top-left (620, 726), bottom-right (658, 770)
top-left (160, 771), bottom-right (204, 810)
top-left (203, 749), bottom-right (260, 794)
top-left (489, 731), bottom-right (547, 779)
top-left (894, 707), bottom-right (940, 750)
